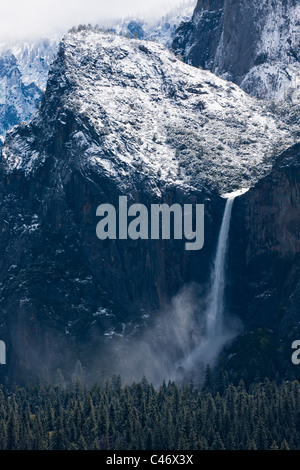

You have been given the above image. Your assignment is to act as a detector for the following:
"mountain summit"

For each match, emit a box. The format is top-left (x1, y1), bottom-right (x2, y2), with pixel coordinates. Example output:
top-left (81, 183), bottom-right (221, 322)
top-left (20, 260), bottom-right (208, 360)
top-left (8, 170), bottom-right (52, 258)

top-left (2, 29), bottom-right (292, 191)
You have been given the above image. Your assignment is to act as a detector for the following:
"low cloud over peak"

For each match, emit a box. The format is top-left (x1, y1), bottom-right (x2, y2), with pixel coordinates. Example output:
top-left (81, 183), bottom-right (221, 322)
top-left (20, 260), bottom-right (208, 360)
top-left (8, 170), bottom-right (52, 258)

top-left (0, 0), bottom-right (193, 42)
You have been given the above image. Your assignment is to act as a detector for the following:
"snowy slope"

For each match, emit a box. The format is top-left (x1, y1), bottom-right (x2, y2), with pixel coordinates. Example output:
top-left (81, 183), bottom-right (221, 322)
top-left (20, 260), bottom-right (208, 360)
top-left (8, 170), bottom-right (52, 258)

top-left (2, 38), bottom-right (59, 89)
top-left (2, 29), bottom-right (294, 192)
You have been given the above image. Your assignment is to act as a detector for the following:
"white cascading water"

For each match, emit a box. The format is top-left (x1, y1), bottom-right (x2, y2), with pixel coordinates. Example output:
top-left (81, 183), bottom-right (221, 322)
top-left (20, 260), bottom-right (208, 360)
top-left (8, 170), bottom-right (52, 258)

top-left (179, 188), bottom-right (249, 373)
top-left (206, 192), bottom-right (238, 338)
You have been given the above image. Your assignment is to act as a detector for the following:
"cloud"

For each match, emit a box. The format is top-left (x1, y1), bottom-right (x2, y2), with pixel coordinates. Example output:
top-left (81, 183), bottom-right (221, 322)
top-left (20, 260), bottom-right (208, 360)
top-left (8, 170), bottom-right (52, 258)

top-left (0, 0), bottom-right (192, 42)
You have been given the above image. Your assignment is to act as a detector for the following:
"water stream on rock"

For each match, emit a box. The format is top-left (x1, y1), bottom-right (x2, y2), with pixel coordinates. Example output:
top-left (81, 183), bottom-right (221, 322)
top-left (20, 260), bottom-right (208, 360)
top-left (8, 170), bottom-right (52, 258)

top-left (178, 188), bottom-right (249, 374)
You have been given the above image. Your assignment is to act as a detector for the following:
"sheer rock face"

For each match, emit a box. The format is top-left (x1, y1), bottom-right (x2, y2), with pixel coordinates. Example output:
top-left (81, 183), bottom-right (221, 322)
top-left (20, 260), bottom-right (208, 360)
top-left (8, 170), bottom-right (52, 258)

top-left (230, 143), bottom-right (300, 341)
top-left (173, 0), bottom-right (300, 100)
top-left (0, 2), bottom-right (195, 144)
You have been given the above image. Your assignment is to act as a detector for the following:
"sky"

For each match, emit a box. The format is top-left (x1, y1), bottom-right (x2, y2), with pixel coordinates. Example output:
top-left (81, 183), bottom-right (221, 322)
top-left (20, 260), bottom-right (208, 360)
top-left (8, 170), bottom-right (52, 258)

top-left (0, 0), bottom-right (194, 42)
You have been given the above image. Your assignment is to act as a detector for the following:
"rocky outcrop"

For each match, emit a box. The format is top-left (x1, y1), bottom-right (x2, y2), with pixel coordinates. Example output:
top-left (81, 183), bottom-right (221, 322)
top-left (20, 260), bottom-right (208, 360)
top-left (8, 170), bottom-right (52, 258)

top-left (173, 0), bottom-right (300, 100)
top-left (224, 143), bottom-right (300, 381)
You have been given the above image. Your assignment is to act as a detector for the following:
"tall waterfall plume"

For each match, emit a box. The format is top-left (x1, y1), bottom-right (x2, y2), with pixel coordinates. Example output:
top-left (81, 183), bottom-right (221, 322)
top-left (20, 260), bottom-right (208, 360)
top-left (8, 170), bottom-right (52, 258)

top-left (179, 188), bottom-right (249, 373)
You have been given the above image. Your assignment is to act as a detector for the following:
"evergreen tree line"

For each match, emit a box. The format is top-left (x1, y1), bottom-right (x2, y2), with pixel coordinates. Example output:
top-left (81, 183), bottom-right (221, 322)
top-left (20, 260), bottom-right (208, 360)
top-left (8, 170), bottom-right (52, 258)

top-left (0, 374), bottom-right (299, 450)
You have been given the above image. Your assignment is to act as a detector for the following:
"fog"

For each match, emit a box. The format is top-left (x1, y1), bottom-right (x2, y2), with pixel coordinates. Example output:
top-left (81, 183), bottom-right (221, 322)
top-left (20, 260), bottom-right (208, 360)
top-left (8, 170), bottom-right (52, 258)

top-left (104, 284), bottom-right (241, 386)
top-left (0, 0), bottom-right (193, 42)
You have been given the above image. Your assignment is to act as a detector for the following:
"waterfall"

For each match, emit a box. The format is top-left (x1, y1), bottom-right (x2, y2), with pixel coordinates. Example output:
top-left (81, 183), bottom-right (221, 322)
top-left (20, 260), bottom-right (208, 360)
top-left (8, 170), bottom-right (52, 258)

top-left (179, 188), bottom-right (249, 373)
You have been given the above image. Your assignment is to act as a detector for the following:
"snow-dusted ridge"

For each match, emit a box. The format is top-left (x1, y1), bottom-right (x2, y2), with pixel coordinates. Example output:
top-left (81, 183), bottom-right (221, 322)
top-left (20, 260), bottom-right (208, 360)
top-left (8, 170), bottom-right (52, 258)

top-left (1, 30), bottom-right (294, 192)
top-left (0, 38), bottom-right (59, 90)
top-left (239, 0), bottom-right (300, 100)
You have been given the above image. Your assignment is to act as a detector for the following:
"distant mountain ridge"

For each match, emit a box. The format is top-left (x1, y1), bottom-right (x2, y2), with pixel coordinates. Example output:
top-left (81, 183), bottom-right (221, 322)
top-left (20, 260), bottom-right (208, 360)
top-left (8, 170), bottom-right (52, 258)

top-left (2, 0), bottom-right (299, 149)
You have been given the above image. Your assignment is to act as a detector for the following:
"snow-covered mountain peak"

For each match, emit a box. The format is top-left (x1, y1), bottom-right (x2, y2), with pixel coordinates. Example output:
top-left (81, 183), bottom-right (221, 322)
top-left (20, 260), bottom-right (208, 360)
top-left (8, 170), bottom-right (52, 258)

top-left (112, 0), bottom-right (196, 47)
top-left (2, 29), bottom-right (293, 192)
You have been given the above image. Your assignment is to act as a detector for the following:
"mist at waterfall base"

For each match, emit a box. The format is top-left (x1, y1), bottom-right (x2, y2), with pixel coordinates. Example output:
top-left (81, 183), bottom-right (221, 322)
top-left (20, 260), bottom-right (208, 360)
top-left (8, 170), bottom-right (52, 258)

top-left (108, 285), bottom-right (241, 386)
top-left (106, 190), bottom-right (247, 386)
